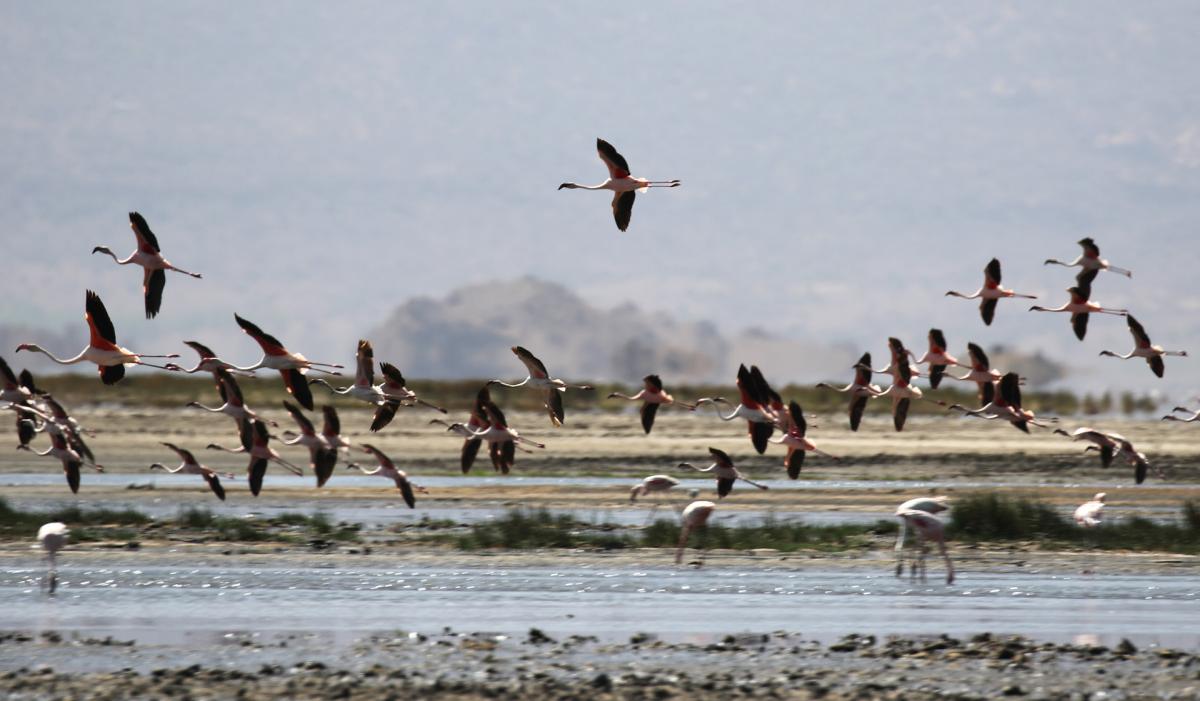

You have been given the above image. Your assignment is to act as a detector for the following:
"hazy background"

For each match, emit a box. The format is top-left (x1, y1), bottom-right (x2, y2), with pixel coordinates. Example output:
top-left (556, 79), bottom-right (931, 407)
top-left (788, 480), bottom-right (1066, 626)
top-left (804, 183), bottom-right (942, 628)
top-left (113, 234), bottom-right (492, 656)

top-left (2, 3), bottom-right (1198, 397)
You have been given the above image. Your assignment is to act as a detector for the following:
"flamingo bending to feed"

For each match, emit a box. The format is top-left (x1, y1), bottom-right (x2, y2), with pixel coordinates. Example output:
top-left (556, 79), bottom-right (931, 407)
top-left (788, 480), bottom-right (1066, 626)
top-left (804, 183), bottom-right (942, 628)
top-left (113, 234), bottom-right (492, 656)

top-left (770, 401), bottom-right (840, 478)
top-left (915, 329), bottom-right (961, 389)
top-left (459, 401), bottom-right (546, 474)
top-left (675, 500), bottom-right (716, 565)
top-left (488, 346), bottom-right (593, 427)
top-left (630, 474), bottom-right (680, 503)
top-left (16, 290), bottom-right (180, 384)
top-left (232, 314), bottom-right (343, 410)
top-left (678, 447), bottom-right (769, 498)
top-left (208, 418), bottom-right (303, 496)
top-left (893, 496), bottom-right (950, 575)
top-left (176, 340), bottom-right (256, 377)
top-left (1053, 427), bottom-right (1121, 467)
top-left (18, 433), bottom-right (104, 493)
top-left (895, 508), bottom-right (954, 584)
top-left (92, 212), bottom-right (202, 318)
top-left (1044, 238), bottom-right (1131, 279)
top-left (816, 352), bottom-right (880, 431)
top-left (608, 374), bottom-right (709, 434)
top-left (1099, 315), bottom-right (1187, 378)
top-left (703, 364), bottom-right (778, 453)
top-left (37, 522), bottom-right (69, 594)
top-left (281, 402), bottom-right (338, 487)
top-left (1029, 282), bottom-right (1128, 340)
top-left (150, 442), bottom-right (234, 500)
top-left (945, 258), bottom-right (1036, 326)
top-left (346, 444), bottom-right (427, 508)
top-left (1074, 493), bottom-right (1106, 527)
top-left (558, 138), bottom-right (680, 231)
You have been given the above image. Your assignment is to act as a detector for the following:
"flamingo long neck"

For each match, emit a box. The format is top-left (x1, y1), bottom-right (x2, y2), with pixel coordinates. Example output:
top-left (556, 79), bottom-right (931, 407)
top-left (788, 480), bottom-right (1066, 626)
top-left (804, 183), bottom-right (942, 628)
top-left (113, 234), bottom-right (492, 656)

top-left (30, 347), bottom-right (88, 365)
top-left (493, 377), bottom-right (530, 389)
top-left (568, 182), bottom-right (609, 190)
top-left (151, 463), bottom-right (184, 474)
top-left (97, 248), bottom-right (136, 265)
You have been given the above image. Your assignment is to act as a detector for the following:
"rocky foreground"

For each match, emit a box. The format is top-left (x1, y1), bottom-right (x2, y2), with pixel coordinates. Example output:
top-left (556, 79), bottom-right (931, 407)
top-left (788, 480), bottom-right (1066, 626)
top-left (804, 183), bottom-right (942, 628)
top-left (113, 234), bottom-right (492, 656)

top-left (2, 630), bottom-right (1199, 700)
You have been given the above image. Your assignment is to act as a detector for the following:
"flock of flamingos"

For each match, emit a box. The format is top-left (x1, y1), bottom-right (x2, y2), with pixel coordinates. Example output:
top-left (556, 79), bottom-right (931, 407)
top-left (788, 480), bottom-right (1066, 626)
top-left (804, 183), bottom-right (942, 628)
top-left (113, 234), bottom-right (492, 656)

top-left (3, 139), bottom-right (1197, 586)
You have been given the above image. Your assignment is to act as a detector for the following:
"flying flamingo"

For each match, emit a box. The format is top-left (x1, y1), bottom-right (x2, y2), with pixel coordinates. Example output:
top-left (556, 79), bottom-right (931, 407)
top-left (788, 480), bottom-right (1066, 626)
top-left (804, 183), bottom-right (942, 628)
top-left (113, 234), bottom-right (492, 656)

top-left (18, 432), bottom-right (104, 493)
top-left (947, 372), bottom-right (1050, 433)
top-left (1163, 406), bottom-right (1200, 423)
top-left (150, 442), bottom-right (234, 500)
top-left (675, 500), bottom-right (716, 565)
top-left (1073, 493), bottom-right (1106, 527)
top-left (893, 496), bottom-right (950, 575)
top-left (1028, 282), bottom-right (1128, 340)
top-left (316, 405), bottom-right (352, 455)
top-left (458, 400), bottom-right (546, 474)
top-left (678, 446), bottom-right (769, 498)
top-left (186, 368), bottom-right (276, 444)
top-left (2, 357), bottom-right (38, 448)
top-left (232, 314), bottom-right (343, 410)
top-left (607, 374), bottom-right (708, 434)
top-left (895, 508), bottom-right (954, 584)
top-left (949, 343), bottom-right (1003, 405)
top-left (428, 386), bottom-right (494, 473)
top-left (488, 346), bottom-right (594, 427)
top-left (1053, 426), bottom-right (1121, 467)
top-left (558, 138), bottom-right (680, 232)
top-left (175, 340), bottom-right (256, 377)
top-left (1098, 315), bottom-right (1187, 378)
top-left (367, 362), bottom-right (449, 431)
top-left (13, 395), bottom-right (96, 465)
top-left (91, 211), bottom-right (203, 318)
top-left (37, 522), bottom-right (69, 594)
top-left (1044, 238), bottom-right (1131, 279)
top-left (1083, 434), bottom-right (1155, 484)
top-left (867, 337), bottom-right (921, 383)
top-left (770, 401), bottom-right (840, 478)
top-left (345, 444), bottom-right (427, 508)
top-left (701, 364), bottom-right (778, 454)
top-left (816, 352), bottom-right (880, 431)
top-left (866, 359), bottom-right (929, 432)
top-left (309, 339), bottom-right (387, 405)
top-left (208, 418), bottom-right (303, 496)
top-left (945, 258), bottom-right (1037, 326)
top-left (914, 329), bottom-right (962, 389)
top-left (280, 402), bottom-right (338, 487)
top-left (16, 290), bottom-right (180, 384)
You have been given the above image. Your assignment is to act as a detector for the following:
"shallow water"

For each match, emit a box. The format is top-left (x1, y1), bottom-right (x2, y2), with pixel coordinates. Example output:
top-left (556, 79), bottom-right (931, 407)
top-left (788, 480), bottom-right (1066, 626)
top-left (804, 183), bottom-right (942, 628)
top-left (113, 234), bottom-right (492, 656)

top-left (2, 562), bottom-right (1197, 656)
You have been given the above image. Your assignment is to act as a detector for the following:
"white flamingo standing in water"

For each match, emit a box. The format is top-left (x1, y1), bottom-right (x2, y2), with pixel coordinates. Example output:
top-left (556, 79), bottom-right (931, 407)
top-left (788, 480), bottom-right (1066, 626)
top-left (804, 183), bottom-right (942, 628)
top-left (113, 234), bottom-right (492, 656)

top-left (91, 211), bottom-right (203, 318)
top-left (895, 508), bottom-right (954, 585)
top-left (675, 500), bottom-right (716, 565)
top-left (1044, 238), bottom-right (1132, 279)
top-left (488, 346), bottom-right (594, 427)
top-left (769, 401), bottom-right (840, 478)
top-left (16, 290), bottom-right (180, 384)
top-left (1098, 315), bottom-right (1187, 378)
top-left (678, 447), bottom-right (769, 498)
top-left (893, 496), bottom-right (950, 575)
top-left (816, 352), bottom-right (880, 432)
top-left (346, 444), bottom-right (427, 508)
top-left (1029, 282), bottom-right (1128, 340)
top-left (1074, 493), bottom-right (1106, 527)
top-left (150, 442), bottom-right (234, 500)
top-left (558, 138), bottom-right (680, 232)
top-left (232, 314), bottom-right (343, 410)
top-left (37, 522), bottom-right (69, 594)
top-left (945, 258), bottom-right (1037, 326)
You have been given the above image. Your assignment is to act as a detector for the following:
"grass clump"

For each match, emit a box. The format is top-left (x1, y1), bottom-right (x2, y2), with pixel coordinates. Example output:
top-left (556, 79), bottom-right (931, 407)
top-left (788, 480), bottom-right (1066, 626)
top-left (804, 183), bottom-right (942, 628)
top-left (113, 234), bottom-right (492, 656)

top-left (0, 497), bottom-right (150, 537)
top-left (456, 509), bottom-right (631, 550)
top-left (950, 493), bottom-right (1200, 554)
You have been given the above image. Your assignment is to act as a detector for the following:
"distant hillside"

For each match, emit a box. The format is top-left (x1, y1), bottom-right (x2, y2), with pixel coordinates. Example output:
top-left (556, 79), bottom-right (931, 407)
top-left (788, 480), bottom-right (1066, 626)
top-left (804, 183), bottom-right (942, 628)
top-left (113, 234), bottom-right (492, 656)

top-left (367, 277), bottom-right (732, 382)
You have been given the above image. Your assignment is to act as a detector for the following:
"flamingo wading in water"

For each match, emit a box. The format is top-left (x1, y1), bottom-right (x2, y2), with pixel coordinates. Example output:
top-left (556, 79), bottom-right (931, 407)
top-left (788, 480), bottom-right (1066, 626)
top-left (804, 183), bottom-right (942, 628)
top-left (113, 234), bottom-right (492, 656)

top-left (558, 138), bottom-right (680, 232)
top-left (16, 290), bottom-right (180, 385)
top-left (895, 508), bottom-right (954, 585)
top-left (92, 211), bottom-right (203, 318)
top-left (37, 522), bottom-right (69, 594)
top-left (675, 500), bottom-right (716, 566)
